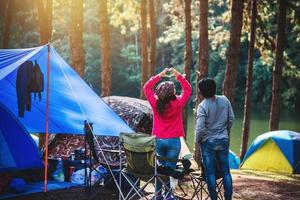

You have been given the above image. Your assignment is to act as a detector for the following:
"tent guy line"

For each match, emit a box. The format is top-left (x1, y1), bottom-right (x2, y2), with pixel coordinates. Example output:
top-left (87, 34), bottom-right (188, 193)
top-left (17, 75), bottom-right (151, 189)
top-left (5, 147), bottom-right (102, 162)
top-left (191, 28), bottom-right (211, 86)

top-left (51, 47), bottom-right (126, 198)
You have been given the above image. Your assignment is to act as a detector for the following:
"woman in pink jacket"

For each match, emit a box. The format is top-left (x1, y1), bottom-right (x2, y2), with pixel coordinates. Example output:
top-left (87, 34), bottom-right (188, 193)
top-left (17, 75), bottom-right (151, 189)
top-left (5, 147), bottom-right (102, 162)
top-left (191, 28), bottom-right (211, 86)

top-left (143, 67), bottom-right (192, 199)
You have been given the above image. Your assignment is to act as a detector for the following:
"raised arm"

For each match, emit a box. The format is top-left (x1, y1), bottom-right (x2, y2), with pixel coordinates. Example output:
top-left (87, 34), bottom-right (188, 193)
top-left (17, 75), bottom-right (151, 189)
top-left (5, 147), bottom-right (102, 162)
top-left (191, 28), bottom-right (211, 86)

top-left (171, 68), bottom-right (192, 107)
top-left (143, 68), bottom-right (169, 106)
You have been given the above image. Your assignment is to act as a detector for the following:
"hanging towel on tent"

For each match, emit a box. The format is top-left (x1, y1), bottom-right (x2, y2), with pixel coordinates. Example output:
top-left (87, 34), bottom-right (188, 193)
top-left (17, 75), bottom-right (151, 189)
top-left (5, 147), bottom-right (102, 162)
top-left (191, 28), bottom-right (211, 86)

top-left (16, 61), bottom-right (34, 117)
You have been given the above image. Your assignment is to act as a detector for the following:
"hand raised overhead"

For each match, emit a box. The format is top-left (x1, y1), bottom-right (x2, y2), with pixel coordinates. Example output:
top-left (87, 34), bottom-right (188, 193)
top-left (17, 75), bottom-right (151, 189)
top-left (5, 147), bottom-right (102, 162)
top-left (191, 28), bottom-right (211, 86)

top-left (169, 67), bottom-right (181, 78)
top-left (158, 68), bottom-right (170, 77)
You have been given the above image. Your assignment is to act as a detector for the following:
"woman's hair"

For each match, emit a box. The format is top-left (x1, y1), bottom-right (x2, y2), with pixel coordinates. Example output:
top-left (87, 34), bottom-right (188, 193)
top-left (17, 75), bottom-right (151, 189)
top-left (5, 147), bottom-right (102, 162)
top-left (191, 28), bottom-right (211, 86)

top-left (155, 81), bottom-right (176, 115)
top-left (198, 78), bottom-right (216, 98)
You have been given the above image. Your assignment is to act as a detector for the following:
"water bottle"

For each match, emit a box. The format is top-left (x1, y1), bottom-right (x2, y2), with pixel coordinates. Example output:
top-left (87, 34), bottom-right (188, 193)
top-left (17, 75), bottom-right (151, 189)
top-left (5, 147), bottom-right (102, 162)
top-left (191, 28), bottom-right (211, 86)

top-left (53, 158), bottom-right (65, 182)
top-left (57, 158), bottom-right (63, 169)
top-left (70, 152), bottom-right (75, 161)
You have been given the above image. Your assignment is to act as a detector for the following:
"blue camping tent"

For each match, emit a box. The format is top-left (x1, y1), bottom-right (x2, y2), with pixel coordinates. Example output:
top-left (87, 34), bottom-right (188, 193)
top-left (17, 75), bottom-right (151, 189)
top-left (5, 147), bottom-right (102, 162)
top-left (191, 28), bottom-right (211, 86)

top-left (0, 45), bottom-right (133, 136)
top-left (241, 130), bottom-right (300, 174)
top-left (229, 150), bottom-right (240, 169)
top-left (0, 103), bottom-right (43, 172)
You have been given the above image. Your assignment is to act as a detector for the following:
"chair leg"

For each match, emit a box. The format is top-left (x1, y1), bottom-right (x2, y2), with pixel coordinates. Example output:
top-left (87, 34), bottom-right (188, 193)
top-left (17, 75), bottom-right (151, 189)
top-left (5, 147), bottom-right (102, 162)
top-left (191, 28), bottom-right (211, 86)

top-left (190, 175), bottom-right (200, 200)
top-left (202, 179), bottom-right (223, 200)
top-left (121, 172), bottom-right (145, 200)
top-left (125, 179), bottom-right (143, 200)
top-left (203, 181), bottom-right (212, 200)
top-left (156, 176), bottom-right (179, 199)
top-left (190, 175), bottom-right (210, 200)
top-left (216, 179), bottom-right (224, 200)
top-left (178, 183), bottom-right (187, 196)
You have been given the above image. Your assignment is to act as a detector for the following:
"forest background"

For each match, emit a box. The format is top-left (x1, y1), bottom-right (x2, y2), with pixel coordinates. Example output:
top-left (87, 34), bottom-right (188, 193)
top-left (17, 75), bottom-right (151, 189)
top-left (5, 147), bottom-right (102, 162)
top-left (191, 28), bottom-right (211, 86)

top-left (1, 0), bottom-right (300, 160)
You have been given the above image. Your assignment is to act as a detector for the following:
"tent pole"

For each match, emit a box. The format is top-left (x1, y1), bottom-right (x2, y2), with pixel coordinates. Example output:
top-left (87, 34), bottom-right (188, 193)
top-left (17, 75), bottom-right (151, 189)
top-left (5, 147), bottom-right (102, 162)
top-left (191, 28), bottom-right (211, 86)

top-left (44, 43), bottom-right (51, 193)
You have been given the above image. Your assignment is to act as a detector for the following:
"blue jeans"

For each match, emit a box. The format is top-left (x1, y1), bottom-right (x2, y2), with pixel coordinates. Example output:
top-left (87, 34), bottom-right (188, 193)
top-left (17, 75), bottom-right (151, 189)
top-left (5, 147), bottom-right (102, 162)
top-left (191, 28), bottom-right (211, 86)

top-left (156, 138), bottom-right (181, 196)
top-left (201, 139), bottom-right (232, 200)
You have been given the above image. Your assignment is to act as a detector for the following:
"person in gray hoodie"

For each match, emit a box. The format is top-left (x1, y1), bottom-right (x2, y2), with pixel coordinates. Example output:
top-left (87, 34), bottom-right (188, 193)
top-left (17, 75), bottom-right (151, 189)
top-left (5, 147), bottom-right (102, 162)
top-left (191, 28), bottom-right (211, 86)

top-left (195, 78), bottom-right (234, 200)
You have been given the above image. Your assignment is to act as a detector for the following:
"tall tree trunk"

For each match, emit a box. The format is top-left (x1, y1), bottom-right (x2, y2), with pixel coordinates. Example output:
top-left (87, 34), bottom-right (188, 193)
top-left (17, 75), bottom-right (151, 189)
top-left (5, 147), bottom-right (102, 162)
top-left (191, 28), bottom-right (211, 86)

top-left (3, 0), bottom-right (14, 48)
top-left (222, 0), bottom-right (244, 104)
top-left (135, 31), bottom-right (139, 70)
top-left (184, 0), bottom-right (192, 83)
top-left (36, 0), bottom-right (52, 44)
top-left (70, 0), bottom-right (85, 77)
top-left (99, 0), bottom-right (111, 97)
top-left (149, 0), bottom-right (157, 77)
top-left (269, 0), bottom-right (287, 131)
top-left (45, 0), bottom-right (52, 42)
top-left (0, 0), bottom-right (8, 24)
top-left (183, 0), bottom-right (192, 139)
top-left (194, 0), bottom-right (209, 167)
top-left (36, 0), bottom-right (47, 44)
top-left (197, 0), bottom-right (209, 99)
top-left (140, 0), bottom-right (148, 99)
top-left (240, 0), bottom-right (257, 161)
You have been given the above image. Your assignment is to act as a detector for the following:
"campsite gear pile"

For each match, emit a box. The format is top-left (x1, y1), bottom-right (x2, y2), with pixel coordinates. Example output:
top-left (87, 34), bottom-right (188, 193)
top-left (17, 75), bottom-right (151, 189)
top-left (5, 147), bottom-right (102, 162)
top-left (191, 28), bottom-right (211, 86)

top-left (70, 166), bottom-right (108, 185)
top-left (46, 96), bottom-right (152, 166)
top-left (47, 135), bottom-right (121, 167)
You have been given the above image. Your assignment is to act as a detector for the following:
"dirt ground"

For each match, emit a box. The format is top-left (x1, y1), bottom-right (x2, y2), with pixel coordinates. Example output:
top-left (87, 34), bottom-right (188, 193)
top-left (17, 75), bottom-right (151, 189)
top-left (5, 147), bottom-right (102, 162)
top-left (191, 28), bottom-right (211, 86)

top-left (230, 170), bottom-right (300, 200)
top-left (5, 170), bottom-right (300, 200)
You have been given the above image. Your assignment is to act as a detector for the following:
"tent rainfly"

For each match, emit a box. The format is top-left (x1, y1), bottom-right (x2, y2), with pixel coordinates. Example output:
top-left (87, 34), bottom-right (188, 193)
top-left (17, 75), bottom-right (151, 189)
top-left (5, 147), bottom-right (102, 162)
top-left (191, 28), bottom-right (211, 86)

top-left (0, 45), bottom-right (133, 136)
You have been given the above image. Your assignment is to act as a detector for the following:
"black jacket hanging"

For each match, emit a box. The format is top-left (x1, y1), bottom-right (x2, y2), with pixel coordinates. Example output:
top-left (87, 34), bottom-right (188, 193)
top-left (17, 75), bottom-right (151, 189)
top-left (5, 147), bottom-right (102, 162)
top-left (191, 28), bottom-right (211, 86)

top-left (29, 61), bottom-right (44, 101)
top-left (16, 61), bottom-right (34, 117)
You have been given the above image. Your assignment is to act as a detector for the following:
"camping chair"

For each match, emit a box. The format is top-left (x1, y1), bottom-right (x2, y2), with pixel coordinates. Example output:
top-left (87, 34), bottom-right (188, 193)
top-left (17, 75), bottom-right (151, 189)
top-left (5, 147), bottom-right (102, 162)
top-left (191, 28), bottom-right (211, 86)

top-left (119, 132), bottom-right (176, 200)
top-left (84, 121), bottom-right (108, 195)
top-left (83, 121), bottom-right (125, 197)
top-left (189, 162), bottom-right (224, 200)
